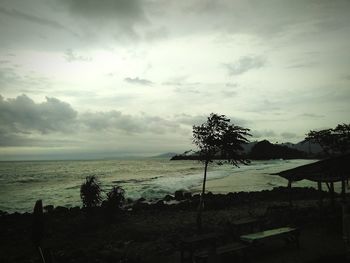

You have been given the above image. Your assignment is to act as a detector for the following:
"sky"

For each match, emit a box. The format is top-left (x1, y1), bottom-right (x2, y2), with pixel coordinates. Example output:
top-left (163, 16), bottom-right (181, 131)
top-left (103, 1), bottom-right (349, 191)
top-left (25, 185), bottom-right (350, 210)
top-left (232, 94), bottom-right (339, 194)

top-left (0, 0), bottom-right (349, 160)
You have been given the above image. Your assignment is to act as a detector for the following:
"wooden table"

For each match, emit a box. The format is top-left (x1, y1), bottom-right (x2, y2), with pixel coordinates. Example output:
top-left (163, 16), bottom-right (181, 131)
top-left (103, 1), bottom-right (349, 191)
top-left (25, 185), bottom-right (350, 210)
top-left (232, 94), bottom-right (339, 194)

top-left (240, 227), bottom-right (299, 247)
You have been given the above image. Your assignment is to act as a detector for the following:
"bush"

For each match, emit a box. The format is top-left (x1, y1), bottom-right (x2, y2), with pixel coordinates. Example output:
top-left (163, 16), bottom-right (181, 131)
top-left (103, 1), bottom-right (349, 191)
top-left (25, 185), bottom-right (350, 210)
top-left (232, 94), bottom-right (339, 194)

top-left (80, 176), bottom-right (102, 209)
top-left (106, 186), bottom-right (125, 208)
top-left (105, 186), bottom-right (125, 222)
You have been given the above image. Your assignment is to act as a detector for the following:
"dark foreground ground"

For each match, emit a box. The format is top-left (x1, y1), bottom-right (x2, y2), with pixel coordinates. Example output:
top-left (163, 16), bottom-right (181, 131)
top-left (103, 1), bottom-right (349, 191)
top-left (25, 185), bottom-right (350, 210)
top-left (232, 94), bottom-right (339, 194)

top-left (0, 187), bottom-right (348, 263)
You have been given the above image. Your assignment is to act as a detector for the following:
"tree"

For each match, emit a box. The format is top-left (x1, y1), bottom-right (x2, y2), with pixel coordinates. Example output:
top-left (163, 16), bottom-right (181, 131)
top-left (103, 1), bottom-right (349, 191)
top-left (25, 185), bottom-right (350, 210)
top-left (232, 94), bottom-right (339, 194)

top-left (192, 113), bottom-right (251, 232)
top-left (305, 123), bottom-right (350, 156)
top-left (80, 176), bottom-right (102, 209)
top-left (105, 186), bottom-right (125, 221)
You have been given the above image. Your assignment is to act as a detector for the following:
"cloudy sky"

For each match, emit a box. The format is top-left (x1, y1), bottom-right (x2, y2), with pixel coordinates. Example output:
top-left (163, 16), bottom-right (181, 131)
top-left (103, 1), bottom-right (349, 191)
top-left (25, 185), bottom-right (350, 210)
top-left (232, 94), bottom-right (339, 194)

top-left (0, 0), bottom-right (349, 160)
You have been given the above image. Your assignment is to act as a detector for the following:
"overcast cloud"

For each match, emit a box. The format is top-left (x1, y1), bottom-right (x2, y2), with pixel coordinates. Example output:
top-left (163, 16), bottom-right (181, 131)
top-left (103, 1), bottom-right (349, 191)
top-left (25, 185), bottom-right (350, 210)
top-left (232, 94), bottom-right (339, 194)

top-left (0, 0), bottom-right (349, 160)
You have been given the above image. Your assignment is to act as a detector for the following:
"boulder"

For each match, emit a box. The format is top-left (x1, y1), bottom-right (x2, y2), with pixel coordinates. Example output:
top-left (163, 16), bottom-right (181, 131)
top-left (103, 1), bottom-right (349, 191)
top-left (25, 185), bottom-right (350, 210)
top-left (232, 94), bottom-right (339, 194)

top-left (174, 190), bottom-right (184, 201)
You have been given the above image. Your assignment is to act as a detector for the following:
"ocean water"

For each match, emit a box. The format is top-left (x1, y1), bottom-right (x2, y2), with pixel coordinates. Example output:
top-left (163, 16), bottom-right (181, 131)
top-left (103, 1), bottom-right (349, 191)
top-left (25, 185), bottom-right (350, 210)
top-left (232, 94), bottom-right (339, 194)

top-left (0, 158), bottom-right (318, 213)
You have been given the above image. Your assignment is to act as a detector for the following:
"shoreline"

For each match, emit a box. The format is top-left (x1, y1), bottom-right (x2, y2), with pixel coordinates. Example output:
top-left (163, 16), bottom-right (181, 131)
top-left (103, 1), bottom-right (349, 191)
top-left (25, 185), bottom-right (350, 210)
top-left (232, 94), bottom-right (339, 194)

top-left (0, 186), bottom-right (347, 263)
top-left (0, 186), bottom-right (330, 215)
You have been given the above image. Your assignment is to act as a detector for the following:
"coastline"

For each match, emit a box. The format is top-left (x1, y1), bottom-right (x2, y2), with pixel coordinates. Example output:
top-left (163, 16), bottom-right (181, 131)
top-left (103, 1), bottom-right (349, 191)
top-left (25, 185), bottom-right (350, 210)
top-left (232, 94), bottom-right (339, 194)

top-left (0, 159), bottom-right (318, 213)
top-left (1, 187), bottom-right (347, 263)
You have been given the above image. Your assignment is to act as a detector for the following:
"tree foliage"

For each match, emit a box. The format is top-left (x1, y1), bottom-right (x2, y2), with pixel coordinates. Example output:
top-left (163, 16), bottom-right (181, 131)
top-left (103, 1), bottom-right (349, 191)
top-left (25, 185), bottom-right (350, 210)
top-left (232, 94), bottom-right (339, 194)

top-left (192, 113), bottom-right (251, 232)
top-left (105, 186), bottom-right (125, 222)
top-left (106, 186), bottom-right (125, 209)
top-left (305, 123), bottom-right (350, 156)
top-left (80, 176), bottom-right (102, 209)
top-left (193, 113), bottom-right (251, 164)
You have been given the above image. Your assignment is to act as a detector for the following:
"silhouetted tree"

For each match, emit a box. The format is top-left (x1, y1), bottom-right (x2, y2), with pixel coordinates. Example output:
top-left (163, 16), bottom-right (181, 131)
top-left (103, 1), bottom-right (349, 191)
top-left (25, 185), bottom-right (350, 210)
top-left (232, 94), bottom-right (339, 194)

top-left (80, 176), bottom-right (102, 209)
top-left (192, 113), bottom-right (251, 232)
top-left (305, 123), bottom-right (350, 156)
top-left (105, 186), bottom-right (125, 222)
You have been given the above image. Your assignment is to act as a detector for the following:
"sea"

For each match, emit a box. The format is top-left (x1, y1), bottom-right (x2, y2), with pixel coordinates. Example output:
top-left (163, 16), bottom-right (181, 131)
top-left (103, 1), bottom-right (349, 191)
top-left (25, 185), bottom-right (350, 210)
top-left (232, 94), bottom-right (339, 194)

top-left (0, 158), bottom-right (319, 213)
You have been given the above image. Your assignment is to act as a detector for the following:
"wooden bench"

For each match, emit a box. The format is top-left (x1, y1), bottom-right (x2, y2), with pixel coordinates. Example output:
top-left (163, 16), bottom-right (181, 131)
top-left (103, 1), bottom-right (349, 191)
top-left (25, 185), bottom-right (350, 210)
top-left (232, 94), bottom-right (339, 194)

top-left (194, 242), bottom-right (250, 263)
top-left (240, 226), bottom-right (299, 248)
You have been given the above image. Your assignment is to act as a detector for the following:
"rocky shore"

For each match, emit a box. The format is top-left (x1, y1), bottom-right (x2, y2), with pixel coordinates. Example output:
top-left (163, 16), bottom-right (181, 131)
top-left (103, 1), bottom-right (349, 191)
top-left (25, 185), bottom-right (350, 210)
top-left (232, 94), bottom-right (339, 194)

top-left (0, 187), bottom-right (346, 263)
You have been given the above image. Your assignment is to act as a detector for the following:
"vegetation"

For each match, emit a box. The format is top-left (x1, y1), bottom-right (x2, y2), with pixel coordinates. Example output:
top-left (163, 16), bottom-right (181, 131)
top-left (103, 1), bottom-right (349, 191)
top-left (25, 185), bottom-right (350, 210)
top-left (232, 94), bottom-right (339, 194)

top-left (80, 176), bottom-right (102, 209)
top-left (106, 186), bottom-right (125, 207)
top-left (192, 113), bottom-right (251, 232)
top-left (105, 186), bottom-right (125, 221)
top-left (305, 123), bottom-right (350, 156)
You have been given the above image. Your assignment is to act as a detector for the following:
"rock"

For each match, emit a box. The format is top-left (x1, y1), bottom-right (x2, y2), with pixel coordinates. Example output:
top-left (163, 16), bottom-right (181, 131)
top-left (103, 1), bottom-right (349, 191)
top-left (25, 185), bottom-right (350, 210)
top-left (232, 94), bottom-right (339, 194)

top-left (133, 202), bottom-right (149, 211)
top-left (152, 200), bottom-right (165, 209)
top-left (183, 192), bottom-right (192, 200)
top-left (54, 206), bottom-right (69, 213)
top-left (192, 194), bottom-right (200, 200)
top-left (163, 194), bottom-right (174, 202)
top-left (43, 205), bottom-right (54, 213)
top-left (137, 198), bottom-right (146, 203)
top-left (174, 190), bottom-right (184, 201)
top-left (0, 210), bottom-right (8, 217)
top-left (69, 206), bottom-right (80, 213)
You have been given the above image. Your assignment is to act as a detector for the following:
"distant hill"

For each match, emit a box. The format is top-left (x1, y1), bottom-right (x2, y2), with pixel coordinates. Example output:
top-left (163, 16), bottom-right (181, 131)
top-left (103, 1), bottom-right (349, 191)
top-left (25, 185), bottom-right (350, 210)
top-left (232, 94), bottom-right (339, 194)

top-left (170, 140), bottom-right (323, 161)
top-left (293, 141), bottom-right (323, 154)
top-left (249, 140), bottom-right (307, 160)
top-left (151, 152), bottom-right (179, 158)
top-left (242, 141), bottom-right (258, 153)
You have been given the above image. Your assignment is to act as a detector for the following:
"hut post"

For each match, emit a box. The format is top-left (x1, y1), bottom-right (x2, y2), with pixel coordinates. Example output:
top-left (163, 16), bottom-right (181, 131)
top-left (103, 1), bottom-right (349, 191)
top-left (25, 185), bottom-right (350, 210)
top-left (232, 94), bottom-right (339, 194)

top-left (342, 178), bottom-right (346, 203)
top-left (288, 180), bottom-right (292, 207)
top-left (317, 181), bottom-right (323, 209)
top-left (330, 182), bottom-right (335, 207)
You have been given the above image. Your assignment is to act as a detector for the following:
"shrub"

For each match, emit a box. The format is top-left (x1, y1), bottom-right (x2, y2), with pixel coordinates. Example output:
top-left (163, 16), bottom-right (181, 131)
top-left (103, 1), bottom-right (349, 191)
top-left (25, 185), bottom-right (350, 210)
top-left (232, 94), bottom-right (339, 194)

top-left (106, 186), bottom-right (125, 209)
top-left (105, 186), bottom-right (125, 222)
top-left (80, 176), bottom-right (102, 209)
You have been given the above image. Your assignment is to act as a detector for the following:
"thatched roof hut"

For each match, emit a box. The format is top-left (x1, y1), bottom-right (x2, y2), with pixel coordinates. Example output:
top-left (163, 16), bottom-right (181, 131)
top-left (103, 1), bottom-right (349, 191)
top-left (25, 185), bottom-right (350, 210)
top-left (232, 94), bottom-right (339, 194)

top-left (274, 154), bottom-right (350, 183)
top-left (273, 154), bottom-right (350, 205)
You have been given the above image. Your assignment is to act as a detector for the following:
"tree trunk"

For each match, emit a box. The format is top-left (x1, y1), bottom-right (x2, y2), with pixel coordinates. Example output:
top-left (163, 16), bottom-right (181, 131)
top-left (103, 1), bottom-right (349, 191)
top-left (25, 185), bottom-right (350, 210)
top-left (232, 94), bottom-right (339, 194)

top-left (330, 182), bottom-right (335, 207)
top-left (342, 179), bottom-right (346, 203)
top-left (288, 180), bottom-right (292, 207)
top-left (318, 181), bottom-right (323, 210)
top-left (196, 160), bottom-right (208, 233)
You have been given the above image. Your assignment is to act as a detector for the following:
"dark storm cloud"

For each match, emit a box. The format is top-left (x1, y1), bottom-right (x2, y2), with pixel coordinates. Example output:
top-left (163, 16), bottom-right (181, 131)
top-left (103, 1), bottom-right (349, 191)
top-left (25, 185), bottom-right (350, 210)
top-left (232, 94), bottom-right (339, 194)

top-left (0, 132), bottom-right (31, 147)
top-left (59, 0), bottom-right (144, 19)
top-left (0, 6), bottom-right (68, 31)
top-left (224, 56), bottom-right (266, 76)
top-left (80, 111), bottom-right (182, 135)
top-left (0, 95), bottom-right (78, 134)
top-left (0, 131), bottom-right (76, 147)
top-left (57, 0), bottom-right (147, 36)
top-left (124, 77), bottom-right (153, 86)
top-left (0, 94), bottom-right (187, 147)
top-left (1, 0), bottom-right (349, 49)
